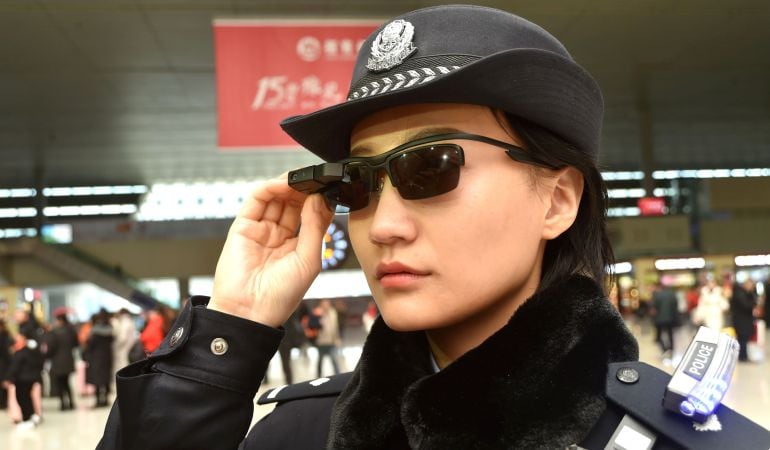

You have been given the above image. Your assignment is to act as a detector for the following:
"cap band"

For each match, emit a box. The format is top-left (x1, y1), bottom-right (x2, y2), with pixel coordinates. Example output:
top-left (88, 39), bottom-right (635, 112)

top-left (348, 55), bottom-right (480, 100)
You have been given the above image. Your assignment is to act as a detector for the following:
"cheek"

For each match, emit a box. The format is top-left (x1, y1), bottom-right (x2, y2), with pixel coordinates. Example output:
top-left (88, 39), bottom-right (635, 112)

top-left (467, 171), bottom-right (544, 228)
top-left (437, 177), bottom-right (547, 271)
top-left (348, 215), bottom-right (372, 264)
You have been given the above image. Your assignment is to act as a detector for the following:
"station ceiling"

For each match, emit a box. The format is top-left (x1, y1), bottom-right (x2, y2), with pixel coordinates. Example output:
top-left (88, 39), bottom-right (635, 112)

top-left (1, 0), bottom-right (769, 187)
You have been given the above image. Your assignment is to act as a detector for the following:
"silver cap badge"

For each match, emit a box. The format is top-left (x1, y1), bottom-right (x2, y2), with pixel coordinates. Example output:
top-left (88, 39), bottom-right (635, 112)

top-left (366, 19), bottom-right (417, 72)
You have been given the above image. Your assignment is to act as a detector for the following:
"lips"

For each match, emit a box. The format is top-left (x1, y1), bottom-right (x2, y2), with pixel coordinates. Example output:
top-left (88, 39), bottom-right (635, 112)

top-left (375, 262), bottom-right (430, 280)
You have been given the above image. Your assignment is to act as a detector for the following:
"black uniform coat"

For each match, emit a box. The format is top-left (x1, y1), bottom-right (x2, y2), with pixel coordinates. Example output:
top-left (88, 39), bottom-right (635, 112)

top-left (46, 324), bottom-right (78, 376)
top-left (730, 283), bottom-right (757, 339)
top-left (85, 324), bottom-right (114, 387)
top-left (0, 332), bottom-right (12, 382)
top-left (97, 276), bottom-right (770, 449)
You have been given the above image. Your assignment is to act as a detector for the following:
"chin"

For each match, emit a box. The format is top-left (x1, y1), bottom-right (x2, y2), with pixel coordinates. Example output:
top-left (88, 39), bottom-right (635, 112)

top-left (379, 306), bottom-right (447, 332)
top-left (380, 314), bottom-right (427, 332)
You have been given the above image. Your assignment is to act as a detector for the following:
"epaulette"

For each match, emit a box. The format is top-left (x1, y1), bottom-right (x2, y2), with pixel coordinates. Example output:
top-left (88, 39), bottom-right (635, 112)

top-left (604, 361), bottom-right (770, 449)
top-left (257, 372), bottom-right (353, 405)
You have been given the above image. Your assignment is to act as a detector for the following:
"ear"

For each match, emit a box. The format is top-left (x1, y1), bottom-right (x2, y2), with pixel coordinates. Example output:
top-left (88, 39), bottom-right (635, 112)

top-left (542, 167), bottom-right (584, 240)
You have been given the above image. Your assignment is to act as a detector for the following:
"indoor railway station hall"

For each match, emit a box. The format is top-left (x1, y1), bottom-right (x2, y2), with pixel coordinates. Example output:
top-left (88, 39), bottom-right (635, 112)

top-left (2, 1), bottom-right (770, 449)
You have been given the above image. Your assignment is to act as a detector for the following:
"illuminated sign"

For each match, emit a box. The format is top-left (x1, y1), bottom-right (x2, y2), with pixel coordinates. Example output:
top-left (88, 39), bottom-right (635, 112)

top-left (637, 196), bottom-right (666, 216)
top-left (654, 257), bottom-right (706, 271)
top-left (734, 254), bottom-right (770, 267)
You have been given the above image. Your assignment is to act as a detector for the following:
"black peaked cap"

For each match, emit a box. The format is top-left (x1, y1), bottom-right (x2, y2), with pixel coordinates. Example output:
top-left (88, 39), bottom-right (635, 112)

top-left (280, 4), bottom-right (603, 162)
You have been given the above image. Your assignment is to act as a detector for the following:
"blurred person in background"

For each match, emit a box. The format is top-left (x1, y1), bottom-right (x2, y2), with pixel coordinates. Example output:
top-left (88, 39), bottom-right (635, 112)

top-left (694, 277), bottom-right (729, 331)
top-left (721, 272), bottom-right (735, 299)
top-left (294, 301), bottom-right (312, 360)
top-left (46, 310), bottom-right (79, 411)
top-left (14, 307), bottom-right (44, 342)
top-left (0, 319), bottom-right (11, 410)
top-left (762, 281), bottom-right (770, 360)
top-left (731, 278), bottom-right (758, 362)
top-left (140, 307), bottom-right (166, 354)
top-left (651, 281), bottom-right (679, 357)
top-left (764, 279), bottom-right (770, 328)
top-left (300, 301), bottom-right (322, 345)
top-left (159, 305), bottom-right (178, 336)
top-left (333, 298), bottom-right (348, 340)
top-left (684, 282), bottom-right (700, 321)
top-left (111, 308), bottom-right (137, 375)
top-left (77, 314), bottom-right (92, 346)
top-left (84, 309), bottom-right (114, 408)
top-left (76, 315), bottom-right (95, 397)
top-left (314, 299), bottom-right (341, 377)
top-left (12, 308), bottom-right (45, 422)
top-left (275, 311), bottom-right (304, 385)
top-left (3, 332), bottom-right (44, 429)
top-left (362, 299), bottom-right (378, 334)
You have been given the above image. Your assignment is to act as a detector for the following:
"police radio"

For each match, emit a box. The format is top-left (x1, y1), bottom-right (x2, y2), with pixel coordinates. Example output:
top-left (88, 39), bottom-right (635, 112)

top-left (663, 326), bottom-right (740, 423)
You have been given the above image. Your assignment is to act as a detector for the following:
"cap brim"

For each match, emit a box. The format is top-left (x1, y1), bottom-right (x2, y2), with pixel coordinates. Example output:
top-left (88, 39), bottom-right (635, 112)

top-left (280, 48), bottom-right (603, 162)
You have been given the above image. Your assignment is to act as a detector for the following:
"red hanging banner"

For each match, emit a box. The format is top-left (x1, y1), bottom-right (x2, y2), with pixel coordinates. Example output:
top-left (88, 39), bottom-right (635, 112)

top-left (213, 20), bottom-right (379, 149)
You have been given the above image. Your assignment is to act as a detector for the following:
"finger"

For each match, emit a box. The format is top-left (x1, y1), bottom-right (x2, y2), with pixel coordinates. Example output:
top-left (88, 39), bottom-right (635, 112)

top-left (295, 194), bottom-right (335, 272)
top-left (267, 175), bottom-right (310, 232)
top-left (262, 197), bottom-right (286, 224)
top-left (238, 174), bottom-right (306, 221)
top-left (278, 197), bottom-right (304, 234)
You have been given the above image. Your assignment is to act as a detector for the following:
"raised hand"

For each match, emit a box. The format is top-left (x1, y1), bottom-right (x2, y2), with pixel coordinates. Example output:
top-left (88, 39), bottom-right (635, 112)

top-left (208, 175), bottom-right (334, 327)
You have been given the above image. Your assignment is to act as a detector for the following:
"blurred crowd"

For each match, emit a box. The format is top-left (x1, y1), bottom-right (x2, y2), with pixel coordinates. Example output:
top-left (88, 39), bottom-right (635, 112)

top-left (616, 272), bottom-right (769, 363)
top-left (270, 298), bottom-right (377, 385)
top-left (0, 303), bottom-right (178, 431)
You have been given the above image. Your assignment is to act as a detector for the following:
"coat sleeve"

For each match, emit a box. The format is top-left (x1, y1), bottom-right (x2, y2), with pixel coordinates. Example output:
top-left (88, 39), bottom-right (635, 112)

top-left (45, 332), bottom-right (57, 358)
top-left (97, 296), bottom-right (284, 450)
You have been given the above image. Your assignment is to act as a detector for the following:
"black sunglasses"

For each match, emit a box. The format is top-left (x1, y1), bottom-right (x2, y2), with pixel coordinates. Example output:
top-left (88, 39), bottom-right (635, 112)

top-left (288, 132), bottom-right (560, 212)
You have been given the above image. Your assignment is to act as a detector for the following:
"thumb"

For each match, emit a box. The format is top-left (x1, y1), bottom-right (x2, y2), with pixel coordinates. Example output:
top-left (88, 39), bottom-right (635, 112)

top-left (296, 194), bottom-right (335, 273)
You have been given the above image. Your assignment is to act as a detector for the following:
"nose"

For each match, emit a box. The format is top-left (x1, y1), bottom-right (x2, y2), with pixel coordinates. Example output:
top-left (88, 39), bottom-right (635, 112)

top-left (366, 175), bottom-right (418, 246)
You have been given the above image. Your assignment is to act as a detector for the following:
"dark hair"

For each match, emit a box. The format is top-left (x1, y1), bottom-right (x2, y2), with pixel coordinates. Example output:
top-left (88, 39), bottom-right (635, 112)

top-left (56, 314), bottom-right (70, 325)
top-left (504, 113), bottom-right (615, 294)
top-left (95, 308), bottom-right (111, 325)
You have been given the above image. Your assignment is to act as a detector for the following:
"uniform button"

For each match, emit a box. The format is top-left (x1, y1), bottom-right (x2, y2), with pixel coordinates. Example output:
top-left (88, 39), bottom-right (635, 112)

top-left (169, 327), bottom-right (184, 347)
top-left (210, 337), bottom-right (229, 355)
top-left (616, 367), bottom-right (639, 384)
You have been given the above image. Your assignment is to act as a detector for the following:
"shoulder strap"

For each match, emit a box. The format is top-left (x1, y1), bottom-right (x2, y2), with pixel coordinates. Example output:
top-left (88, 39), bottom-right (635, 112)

top-left (257, 372), bottom-right (353, 405)
top-left (602, 361), bottom-right (770, 449)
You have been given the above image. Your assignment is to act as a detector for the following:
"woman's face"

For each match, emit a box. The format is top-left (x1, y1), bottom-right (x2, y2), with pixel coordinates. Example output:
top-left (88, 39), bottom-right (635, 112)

top-left (348, 104), bottom-right (555, 334)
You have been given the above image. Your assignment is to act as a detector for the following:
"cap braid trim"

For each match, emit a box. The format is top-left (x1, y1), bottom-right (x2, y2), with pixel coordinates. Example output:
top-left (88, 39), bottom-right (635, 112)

top-left (348, 65), bottom-right (461, 100)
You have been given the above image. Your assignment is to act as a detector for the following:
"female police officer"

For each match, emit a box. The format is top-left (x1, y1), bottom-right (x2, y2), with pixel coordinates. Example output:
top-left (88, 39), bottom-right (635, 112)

top-left (99, 5), bottom-right (769, 449)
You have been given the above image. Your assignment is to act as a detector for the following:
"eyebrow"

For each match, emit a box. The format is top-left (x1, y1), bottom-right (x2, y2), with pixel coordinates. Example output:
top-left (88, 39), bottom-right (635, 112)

top-left (349, 126), bottom-right (464, 157)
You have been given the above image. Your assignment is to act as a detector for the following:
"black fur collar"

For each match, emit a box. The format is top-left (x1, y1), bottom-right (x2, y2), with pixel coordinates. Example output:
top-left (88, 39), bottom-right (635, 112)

top-left (327, 276), bottom-right (639, 449)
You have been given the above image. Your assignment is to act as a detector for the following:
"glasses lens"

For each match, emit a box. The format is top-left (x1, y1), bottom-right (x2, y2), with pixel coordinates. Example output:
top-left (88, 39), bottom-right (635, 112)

top-left (322, 164), bottom-right (371, 212)
top-left (391, 144), bottom-right (463, 200)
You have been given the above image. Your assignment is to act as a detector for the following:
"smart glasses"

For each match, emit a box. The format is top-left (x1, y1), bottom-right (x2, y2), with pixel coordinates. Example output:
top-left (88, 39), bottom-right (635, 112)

top-left (288, 132), bottom-right (559, 212)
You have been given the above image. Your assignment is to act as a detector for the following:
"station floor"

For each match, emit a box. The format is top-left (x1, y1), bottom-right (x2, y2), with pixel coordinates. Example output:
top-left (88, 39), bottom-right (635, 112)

top-left (2, 321), bottom-right (769, 449)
